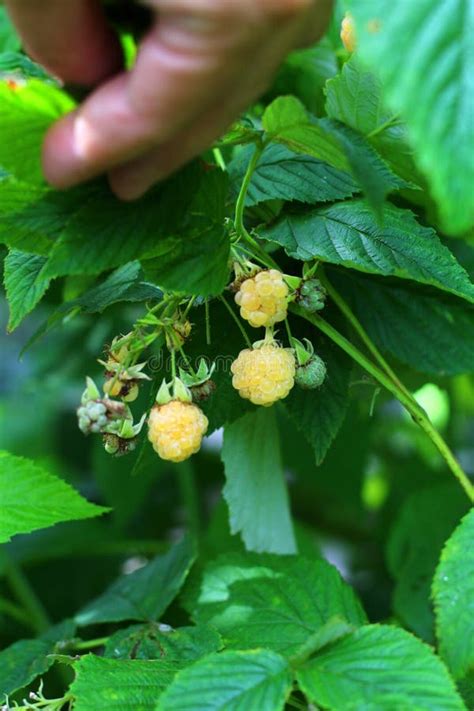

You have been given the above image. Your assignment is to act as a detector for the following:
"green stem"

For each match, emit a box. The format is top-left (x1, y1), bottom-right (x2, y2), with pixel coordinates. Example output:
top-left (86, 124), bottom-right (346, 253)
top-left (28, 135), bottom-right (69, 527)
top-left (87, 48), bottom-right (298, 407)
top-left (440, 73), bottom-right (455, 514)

top-left (286, 695), bottom-right (309, 711)
top-left (2, 554), bottom-right (51, 633)
top-left (233, 141), bottom-right (280, 270)
top-left (178, 345), bottom-right (194, 374)
top-left (170, 348), bottom-right (176, 381)
top-left (176, 460), bottom-right (201, 539)
top-left (212, 147), bottom-right (226, 170)
top-left (73, 636), bottom-right (110, 651)
top-left (182, 295), bottom-right (196, 319)
top-left (0, 595), bottom-right (31, 627)
top-left (220, 295), bottom-right (252, 348)
top-left (234, 141), bottom-right (264, 242)
top-left (367, 114), bottom-right (402, 138)
top-left (319, 271), bottom-right (413, 400)
top-left (205, 299), bottom-right (211, 346)
top-left (291, 305), bottom-right (474, 503)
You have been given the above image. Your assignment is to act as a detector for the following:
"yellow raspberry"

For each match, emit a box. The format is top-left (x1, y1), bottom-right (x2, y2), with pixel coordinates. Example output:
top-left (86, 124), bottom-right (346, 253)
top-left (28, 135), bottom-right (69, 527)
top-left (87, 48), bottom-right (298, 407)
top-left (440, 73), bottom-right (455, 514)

top-left (235, 270), bottom-right (289, 328)
top-left (231, 344), bottom-right (296, 406)
top-left (341, 13), bottom-right (356, 52)
top-left (147, 400), bottom-right (208, 463)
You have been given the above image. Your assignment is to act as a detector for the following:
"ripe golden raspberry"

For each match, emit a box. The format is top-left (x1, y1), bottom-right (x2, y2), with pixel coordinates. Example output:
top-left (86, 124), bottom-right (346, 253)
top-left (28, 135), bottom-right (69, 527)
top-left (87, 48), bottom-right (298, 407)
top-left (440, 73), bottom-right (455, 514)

top-left (148, 400), bottom-right (208, 463)
top-left (341, 12), bottom-right (356, 52)
top-left (235, 270), bottom-right (289, 328)
top-left (231, 344), bottom-right (296, 406)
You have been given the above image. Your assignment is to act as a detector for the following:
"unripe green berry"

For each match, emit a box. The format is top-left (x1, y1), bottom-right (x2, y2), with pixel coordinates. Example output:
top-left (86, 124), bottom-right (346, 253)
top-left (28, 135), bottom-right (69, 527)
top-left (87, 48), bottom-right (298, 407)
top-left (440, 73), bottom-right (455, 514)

top-left (297, 278), bottom-right (327, 313)
top-left (295, 355), bottom-right (327, 390)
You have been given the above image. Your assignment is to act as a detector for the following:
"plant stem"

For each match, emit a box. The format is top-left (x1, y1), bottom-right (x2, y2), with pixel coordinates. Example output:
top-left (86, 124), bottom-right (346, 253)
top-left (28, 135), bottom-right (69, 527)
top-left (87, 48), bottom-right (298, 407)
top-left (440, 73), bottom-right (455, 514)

top-left (319, 271), bottom-right (413, 400)
top-left (291, 305), bottom-right (474, 503)
top-left (0, 595), bottom-right (31, 627)
top-left (233, 141), bottom-right (280, 270)
top-left (212, 147), bottom-right (226, 170)
top-left (220, 294), bottom-right (252, 348)
top-left (284, 318), bottom-right (293, 345)
top-left (367, 114), bottom-right (402, 138)
top-left (2, 554), bottom-right (51, 633)
top-left (177, 460), bottom-right (201, 540)
top-left (170, 348), bottom-right (176, 381)
top-left (234, 141), bottom-right (264, 242)
top-left (73, 636), bottom-right (110, 651)
top-left (205, 299), bottom-right (211, 345)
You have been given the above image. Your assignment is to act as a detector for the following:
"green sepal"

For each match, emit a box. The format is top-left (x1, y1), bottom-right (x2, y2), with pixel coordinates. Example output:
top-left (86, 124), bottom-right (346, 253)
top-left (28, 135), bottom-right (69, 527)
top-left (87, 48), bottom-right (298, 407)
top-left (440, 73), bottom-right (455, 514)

top-left (283, 274), bottom-right (302, 291)
top-left (156, 379), bottom-right (172, 405)
top-left (82, 377), bottom-right (101, 404)
top-left (179, 359), bottom-right (216, 388)
top-left (173, 378), bottom-right (193, 403)
top-left (291, 337), bottom-right (314, 365)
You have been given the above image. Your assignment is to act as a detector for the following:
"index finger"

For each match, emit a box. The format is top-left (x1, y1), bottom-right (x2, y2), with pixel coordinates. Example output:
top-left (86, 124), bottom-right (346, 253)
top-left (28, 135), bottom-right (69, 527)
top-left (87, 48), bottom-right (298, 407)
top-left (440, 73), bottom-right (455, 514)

top-left (41, 2), bottom-right (276, 188)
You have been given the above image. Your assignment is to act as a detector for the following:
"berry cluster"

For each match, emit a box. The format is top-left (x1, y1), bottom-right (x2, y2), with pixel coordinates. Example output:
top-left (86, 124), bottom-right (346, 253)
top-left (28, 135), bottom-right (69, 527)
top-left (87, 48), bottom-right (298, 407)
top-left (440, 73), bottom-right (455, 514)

top-left (235, 269), bottom-right (289, 328)
top-left (77, 266), bottom-right (328, 463)
top-left (231, 343), bottom-right (296, 406)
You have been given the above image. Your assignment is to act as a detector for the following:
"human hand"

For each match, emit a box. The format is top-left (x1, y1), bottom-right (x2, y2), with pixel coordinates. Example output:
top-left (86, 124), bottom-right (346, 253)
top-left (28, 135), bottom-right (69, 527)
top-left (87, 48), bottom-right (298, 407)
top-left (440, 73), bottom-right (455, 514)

top-left (5, 0), bottom-right (333, 199)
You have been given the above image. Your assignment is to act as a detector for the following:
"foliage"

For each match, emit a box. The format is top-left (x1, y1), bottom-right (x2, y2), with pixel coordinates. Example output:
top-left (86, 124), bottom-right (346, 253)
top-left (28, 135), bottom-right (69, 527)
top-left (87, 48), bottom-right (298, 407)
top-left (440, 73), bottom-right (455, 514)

top-left (0, 2), bottom-right (473, 710)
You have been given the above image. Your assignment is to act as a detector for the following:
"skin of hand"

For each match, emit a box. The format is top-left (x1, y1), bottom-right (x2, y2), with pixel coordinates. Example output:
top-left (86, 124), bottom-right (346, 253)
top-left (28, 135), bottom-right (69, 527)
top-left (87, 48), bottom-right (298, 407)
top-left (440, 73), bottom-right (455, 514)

top-left (5, 0), bottom-right (333, 200)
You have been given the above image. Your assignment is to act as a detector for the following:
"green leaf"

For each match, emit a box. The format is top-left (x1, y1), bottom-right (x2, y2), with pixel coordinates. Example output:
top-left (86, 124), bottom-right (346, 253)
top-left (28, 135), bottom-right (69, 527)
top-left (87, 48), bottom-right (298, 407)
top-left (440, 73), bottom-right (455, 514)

top-left (142, 224), bottom-right (229, 297)
top-left (261, 200), bottom-right (474, 303)
top-left (0, 620), bottom-right (76, 697)
top-left (229, 143), bottom-right (358, 206)
top-left (325, 56), bottom-right (417, 184)
top-left (37, 166), bottom-right (229, 294)
top-left (0, 451), bottom-right (109, 544)
top-left (190, 553), bottom-right (366, 658)
top-left (25, 262), bottom-right (162, 350)
top-left (40, 178), bottom-right (190, 278)
top-left (0, 51), bottom-right (52, 81)
top-left (297, 624), bottom-right (466, 710)
top-left (344, 0), bottom-right (474, 235)
top-left (386, 483), bottom-right (469, 642)
top-left (263, 96), bottom-right (349, 171)
top-left (3, 250), bottom-right (50, 331)
top-left (332, 270), bottom-right (474, 376)
top-left (326, 56), bottom-right (394, 136)
top-left (0, 178), bottom-right (68, 254)
top-left (105, 623), bottom-right (222, 662)
top-left (284, 331), bottom-right (351, 465)
top-left (221, 408), bottom-right (297, 555)
top-left (71, 655), bottom-right (178, 711)
top-left (157, 649), bottom-right (292, 711)
top-left (272, 39), bottom-right (338, 115)
top-left (143, 168), bottom-right (230, 295)
top-left (433, 509), bottom-right (474, 679)
top-left (0, 640), bottom-right (54, 698)
top-left (321, 118), bottom-right (411, 214)
top-left (0, 79), bottom-right (74, 183)
top-left (75, 536), bottom-right (196, 626)
top-left (0, 8), bottom-right (20, 52)
top-left (74, 262), bottom-right (162, 313)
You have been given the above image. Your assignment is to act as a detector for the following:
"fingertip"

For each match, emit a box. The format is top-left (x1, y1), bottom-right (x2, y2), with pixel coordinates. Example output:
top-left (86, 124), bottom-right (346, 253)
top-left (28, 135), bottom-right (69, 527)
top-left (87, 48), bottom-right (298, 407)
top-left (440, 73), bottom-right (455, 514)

top-left (42, 116), bottom-right (77, 189)
top-left (108, 161), bottom-right (167, 202)
top-left (108, 174), bottom-right (146, 202)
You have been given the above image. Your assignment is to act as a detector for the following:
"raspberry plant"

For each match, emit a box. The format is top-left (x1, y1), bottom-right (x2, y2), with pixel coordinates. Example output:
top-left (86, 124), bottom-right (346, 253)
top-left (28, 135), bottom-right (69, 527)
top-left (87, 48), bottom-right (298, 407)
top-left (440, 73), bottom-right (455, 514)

top-left (1, 2), bottom-right (474, 710)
